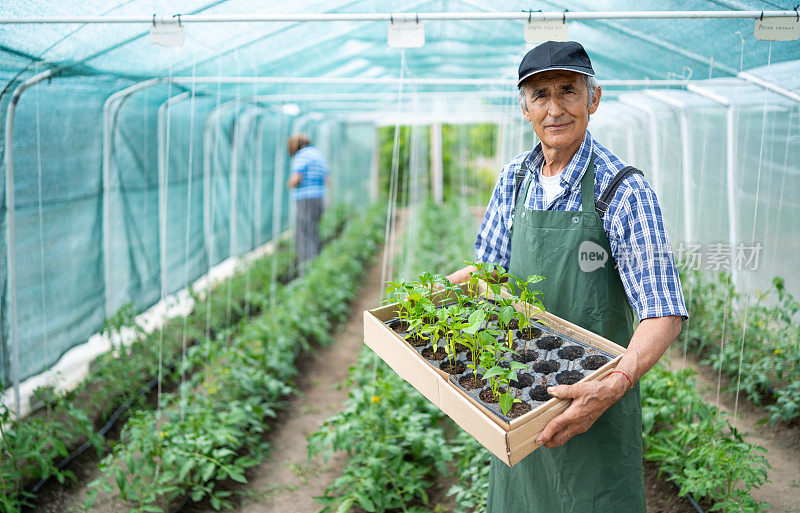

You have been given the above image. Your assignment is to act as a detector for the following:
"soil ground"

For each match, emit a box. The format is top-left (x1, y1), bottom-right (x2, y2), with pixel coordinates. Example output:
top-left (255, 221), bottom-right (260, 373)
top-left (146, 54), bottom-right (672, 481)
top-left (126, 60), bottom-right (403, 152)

top-left (665, 347), bottom-right (800, 513)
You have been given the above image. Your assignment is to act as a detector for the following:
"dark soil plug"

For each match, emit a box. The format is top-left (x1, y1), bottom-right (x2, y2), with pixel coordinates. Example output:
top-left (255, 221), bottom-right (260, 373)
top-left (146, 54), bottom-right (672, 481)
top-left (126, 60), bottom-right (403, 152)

top-left (510, 373), bottom-right (534, 389)
top-left (557, 345), bottom-right (585, 360)
top-left (507, 318), bottom-right (519, 330)
top-left (555, 370), bottom-right (584, 385)
top-left (440, 360), bottom-right (466, 374)
top-left (530, 385), bottom-right (553, 402)
top-left (536, 335), bottom-right (563, 350)
top-left (582, 355), bottom-right (610, 370)
top-left (405, 333), bottom-right (428, 347)
top-left (517, 327), bottom-right (542, 340)
top-left (459, 374), bottom-right (486, 390)
top-left (479, 387), bottom-right (505, 403)
top-left (388, 318), bottom-right (410, 333)
top-left (422, 347), bottom-right (448, 361)
top-left (454, 343), bottom-right (470, 353)
top-left (532, 360), bottom-right (560, 374)
top-left (507, 402), bottom-right (533, 418)
top-left (512, 349), bottom-right (538, 364)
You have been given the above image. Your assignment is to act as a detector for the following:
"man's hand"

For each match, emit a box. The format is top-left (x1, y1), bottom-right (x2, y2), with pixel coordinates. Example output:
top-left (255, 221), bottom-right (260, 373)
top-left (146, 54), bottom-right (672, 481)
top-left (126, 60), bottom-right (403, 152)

top-left (535, 375), bottom-right (628, 448)
top-left (446, 264), bottom-right (478, 285)
top-left (286, 172), bottom-right (302, 189)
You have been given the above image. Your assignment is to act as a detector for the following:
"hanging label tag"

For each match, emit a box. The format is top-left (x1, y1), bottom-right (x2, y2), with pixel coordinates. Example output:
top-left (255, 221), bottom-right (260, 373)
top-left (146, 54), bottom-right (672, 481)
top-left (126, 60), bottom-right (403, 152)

top-left (524, 20), bottom-right (569, 43)
top-left (150, 22), bottom-right (185, 47)
top-left (387, 20), bottom-right (425, 48)
top-left (754, 17), bottom-right (800, 41)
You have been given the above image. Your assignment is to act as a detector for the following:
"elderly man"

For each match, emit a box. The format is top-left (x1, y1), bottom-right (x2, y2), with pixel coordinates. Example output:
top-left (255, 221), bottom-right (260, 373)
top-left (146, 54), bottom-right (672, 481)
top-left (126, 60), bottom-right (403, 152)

top-left (446, 41), bottom-right (688, 512)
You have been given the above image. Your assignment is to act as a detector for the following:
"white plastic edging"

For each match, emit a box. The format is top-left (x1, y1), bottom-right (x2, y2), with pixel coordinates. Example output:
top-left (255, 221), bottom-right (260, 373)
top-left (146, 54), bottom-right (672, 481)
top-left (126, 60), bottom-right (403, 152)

top-left (0, 232), bottom-right (291, 419)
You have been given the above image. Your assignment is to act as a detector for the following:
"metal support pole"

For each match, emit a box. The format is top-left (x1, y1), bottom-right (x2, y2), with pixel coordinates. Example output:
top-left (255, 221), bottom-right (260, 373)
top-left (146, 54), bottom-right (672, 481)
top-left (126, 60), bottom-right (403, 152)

top-left (102, 78), bottom-right (166, 318)
top-left (202, 106), bottom-right (227, 267)
top-left (430, 123), bottom-right (444, 205)
top-left (157, 91), bottom-right (191, 300)
top-left (738, 72), bottom-right (800, 104)
top-left (1, 10), bottom-right (797, 24)
top-left (229, 106), bottom-right (264, 254)
top-left (254, 116), bottom-right (265, 245)
top-left (4, 68), bottom-right (53, 414)
top-left (645, 91), bottom-right (695, 243)
top-left (686, 83), bottom-right (739, 287)
top-left (369, 126), bottom-right (380, 203)
top-left (618, 96), bottom-right (662, 197)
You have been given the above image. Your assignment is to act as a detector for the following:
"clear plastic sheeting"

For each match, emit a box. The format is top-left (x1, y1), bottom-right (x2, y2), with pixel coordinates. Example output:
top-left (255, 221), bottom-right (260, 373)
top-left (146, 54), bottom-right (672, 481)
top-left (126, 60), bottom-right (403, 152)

top-left (591, 68), bottom-right (800, 296)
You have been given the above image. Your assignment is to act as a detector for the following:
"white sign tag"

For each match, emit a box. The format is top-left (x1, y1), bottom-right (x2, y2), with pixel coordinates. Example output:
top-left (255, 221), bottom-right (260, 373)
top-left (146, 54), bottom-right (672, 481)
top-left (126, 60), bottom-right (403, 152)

top-left (387, 20), bottom-right (425, 48)
top-left (754, 17), bottom-right (800, 41)
top-left (524, 20), bottom-right (569, 43)
top-left (150, 23), bottom-right (185, 47)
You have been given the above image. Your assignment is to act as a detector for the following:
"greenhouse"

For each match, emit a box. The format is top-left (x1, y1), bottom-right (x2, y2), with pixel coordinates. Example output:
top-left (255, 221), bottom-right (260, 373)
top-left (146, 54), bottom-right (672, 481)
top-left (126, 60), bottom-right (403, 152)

top-left (0, 1), bottom-right (799, 512)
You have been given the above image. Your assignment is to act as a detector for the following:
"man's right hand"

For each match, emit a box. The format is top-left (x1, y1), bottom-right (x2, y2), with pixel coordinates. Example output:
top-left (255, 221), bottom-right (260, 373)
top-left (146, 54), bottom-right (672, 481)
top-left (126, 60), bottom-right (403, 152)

top-left (446, 264), bottom-right (478, 285)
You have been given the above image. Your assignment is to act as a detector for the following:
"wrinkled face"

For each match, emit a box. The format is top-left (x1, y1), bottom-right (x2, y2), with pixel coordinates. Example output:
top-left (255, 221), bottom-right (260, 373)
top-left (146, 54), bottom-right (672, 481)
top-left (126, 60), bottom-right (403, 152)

top-left (520, 70), bottom-right (600, 153)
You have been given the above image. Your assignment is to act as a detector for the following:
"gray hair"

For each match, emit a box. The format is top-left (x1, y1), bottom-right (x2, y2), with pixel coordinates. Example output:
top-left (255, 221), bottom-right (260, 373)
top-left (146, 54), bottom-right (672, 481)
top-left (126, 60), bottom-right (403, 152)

top-left (518, 74), bottom-right (599, 112)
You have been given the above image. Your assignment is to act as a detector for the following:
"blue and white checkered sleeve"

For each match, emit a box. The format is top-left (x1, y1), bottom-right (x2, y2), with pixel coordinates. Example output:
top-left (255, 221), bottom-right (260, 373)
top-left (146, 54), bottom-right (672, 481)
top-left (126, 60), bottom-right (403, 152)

top-left (607, 186), bottom-right (689, 321)
top-left (474, 166), bottom-right (513, 270)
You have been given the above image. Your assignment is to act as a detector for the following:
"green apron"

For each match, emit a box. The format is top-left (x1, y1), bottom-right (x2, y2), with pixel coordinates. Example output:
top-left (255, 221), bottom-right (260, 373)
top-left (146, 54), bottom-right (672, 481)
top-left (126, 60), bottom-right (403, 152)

top-left (486, 153), bottom-right (645, 513)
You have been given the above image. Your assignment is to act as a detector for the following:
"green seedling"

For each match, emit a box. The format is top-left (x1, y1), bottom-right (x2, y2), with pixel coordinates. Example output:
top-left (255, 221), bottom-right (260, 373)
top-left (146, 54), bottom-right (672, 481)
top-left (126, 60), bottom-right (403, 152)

top-left (483, 361), bottom-right (528, 415)
top-left (516, 274), bottom-right (545, 334)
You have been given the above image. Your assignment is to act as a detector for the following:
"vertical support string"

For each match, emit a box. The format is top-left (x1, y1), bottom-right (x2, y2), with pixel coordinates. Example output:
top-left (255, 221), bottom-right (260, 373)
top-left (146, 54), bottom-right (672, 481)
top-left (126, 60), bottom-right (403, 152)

top-left (733, 41), bottom-right (772, 427)
top-left (205, 58), bottom-right (225, 354)
top-left (180, 53), bottom-right (197, 420)
top-left (157, 58), bottom-right (174, 420)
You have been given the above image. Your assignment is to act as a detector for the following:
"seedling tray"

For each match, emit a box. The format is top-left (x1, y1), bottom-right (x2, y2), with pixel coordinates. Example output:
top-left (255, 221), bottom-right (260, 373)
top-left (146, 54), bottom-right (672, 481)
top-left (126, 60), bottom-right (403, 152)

top-left (363, 281), bottom-right (625, 466)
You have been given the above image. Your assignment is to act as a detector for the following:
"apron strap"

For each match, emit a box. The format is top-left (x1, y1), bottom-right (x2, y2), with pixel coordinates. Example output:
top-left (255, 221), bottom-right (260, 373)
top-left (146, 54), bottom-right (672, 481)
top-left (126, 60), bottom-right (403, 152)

top-left (579, 152), bottom-right (597, 213)
top-left (596, 166), bottom-right (644, 219)
top-left (513, 154), bottom-right (532, 205)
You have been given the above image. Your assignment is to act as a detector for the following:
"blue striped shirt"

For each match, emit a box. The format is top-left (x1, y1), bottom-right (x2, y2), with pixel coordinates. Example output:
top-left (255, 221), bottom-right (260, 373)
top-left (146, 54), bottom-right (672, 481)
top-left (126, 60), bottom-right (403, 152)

top-left (291, 146), bottom-right (329, 200)
top-left (475, 131), bottom-right (688, 321)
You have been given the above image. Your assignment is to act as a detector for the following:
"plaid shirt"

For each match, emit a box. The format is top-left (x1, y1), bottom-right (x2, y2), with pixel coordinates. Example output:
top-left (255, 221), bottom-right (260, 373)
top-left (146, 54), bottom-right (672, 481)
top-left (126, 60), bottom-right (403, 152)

top-left (475, 131), bottom-right (688, 321)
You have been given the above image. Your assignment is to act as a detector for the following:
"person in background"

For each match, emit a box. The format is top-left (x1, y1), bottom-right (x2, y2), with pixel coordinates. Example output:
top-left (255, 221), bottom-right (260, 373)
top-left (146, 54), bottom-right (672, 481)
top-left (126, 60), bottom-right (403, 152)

top-left (287, 133), bottom-right (329, 275)
top-left (446, 41), bottom-right (688, 512)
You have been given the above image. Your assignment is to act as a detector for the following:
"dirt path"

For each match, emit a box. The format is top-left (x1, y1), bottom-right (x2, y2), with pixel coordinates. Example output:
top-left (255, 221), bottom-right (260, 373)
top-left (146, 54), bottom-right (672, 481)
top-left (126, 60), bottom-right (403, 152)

top-left (665, 348), bottom-right (800, 512)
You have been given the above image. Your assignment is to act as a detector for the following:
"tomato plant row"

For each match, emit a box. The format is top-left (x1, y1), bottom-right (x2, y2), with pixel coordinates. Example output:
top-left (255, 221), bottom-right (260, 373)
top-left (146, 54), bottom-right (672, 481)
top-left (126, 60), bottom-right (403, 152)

top-left (680, 270), bottom-right (800, 424)
top-left (84, 206), bottom-right (385, 512)
top-left (0, 206), bottom-right (354, 513)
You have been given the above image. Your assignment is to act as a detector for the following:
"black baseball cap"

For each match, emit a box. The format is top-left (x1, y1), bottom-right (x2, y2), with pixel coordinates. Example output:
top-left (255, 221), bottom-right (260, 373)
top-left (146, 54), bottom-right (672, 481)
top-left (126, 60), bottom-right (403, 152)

top-left (517, 41), bottom-right (594, 87)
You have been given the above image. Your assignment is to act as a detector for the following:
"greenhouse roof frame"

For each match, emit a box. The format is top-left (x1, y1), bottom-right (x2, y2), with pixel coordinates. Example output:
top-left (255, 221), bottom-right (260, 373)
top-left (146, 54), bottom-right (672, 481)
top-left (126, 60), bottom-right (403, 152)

top-left (2, 9), bottom-right (799, 24)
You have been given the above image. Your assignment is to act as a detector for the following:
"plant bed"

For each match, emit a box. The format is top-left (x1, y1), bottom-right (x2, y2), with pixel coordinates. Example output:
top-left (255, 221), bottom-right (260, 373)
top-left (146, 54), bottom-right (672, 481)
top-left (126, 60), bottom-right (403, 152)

top-left (364, 278), bottom-right (625, 467)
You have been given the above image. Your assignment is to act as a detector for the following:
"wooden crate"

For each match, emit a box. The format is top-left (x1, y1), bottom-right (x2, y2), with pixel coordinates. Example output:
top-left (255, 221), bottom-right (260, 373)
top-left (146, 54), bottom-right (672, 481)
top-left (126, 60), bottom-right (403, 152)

top-left (363, 281), bottom-right (625, 466)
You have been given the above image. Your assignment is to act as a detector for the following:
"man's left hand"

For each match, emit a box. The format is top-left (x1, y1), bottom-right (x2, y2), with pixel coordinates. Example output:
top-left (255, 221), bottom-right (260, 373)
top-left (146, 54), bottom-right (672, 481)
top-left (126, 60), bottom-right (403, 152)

top-left (535, 377), bottom-right (627, 448)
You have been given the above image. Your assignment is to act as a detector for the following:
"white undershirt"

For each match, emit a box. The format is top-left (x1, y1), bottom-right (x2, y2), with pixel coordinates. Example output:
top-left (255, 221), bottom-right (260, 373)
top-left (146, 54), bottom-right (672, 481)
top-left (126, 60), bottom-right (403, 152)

top-left (530, 171), bottom-right (564, 208)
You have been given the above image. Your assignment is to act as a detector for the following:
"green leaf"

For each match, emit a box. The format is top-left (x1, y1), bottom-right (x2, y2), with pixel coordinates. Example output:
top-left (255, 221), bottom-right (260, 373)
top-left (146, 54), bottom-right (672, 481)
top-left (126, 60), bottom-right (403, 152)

top-left (499, 394), bottom-right (513, 415)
